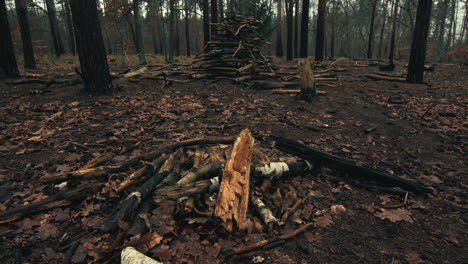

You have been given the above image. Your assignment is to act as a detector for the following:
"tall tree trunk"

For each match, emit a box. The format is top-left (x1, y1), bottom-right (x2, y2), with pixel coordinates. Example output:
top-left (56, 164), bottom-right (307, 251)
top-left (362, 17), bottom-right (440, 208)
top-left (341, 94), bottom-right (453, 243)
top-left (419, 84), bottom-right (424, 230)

top-left (211, 0), bottom-right (218, 39)
top-left (294, 0), bottom-right (299, 58)
top-left (45, 0), bottom-right (65, 57)
top-left (459, 1), bottom-right (468, 44)
top-left (149, 0), bottom-right (159, 54)
top-left (64, 0), bottom-right (75, 55)
top-left (0, 0), bottom-right (19, 78)
top-left (299, 0), bottom-right (309, 58)
top-left (15, 0), bottom-right (36, 69)
top-left (389, 0), bottom-right (399, 61)
top-left (185, 0), bottom-right (191, 57)
top-left (436, 0), bottom-right (449, 61)
top-left (367, 0), bottom-right (378, 59)
top-left (175, 0), bottom-right (180, 57)
top-left (169, 0), bottom-right (175, 63)
top-left (203, 0), bottom-right (210, 46)
top-left (315, 0), bottom-right (326, 61)
top-left (133, 0), bottom-right (147, 65)
top-left (219, 0), bottom-right (224, 21)
top-left (445, 0), bottom-right (456, 54)
top-left (156, 0), bottom-right (164, 55)
top-left (69, 0), bottom-right (114, 95)
top-left (378, 0), bottom-right (389, 58)
top-left (406, 0), bottom-right (432, 83)
top-left (330, 0), bottom-right (336, 59)
top-left (286, 0), bottom-right (294, 60)
top-left (276, 0), bottom-right (284, 57)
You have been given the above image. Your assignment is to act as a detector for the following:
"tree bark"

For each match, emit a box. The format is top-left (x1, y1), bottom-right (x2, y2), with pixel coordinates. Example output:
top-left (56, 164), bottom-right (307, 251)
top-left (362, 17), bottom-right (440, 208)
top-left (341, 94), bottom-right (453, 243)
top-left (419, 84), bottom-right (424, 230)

top-left (315, 0), bottom-right (326, 61)
top-left (149, 0), bottom-right (159, 54)
top-left (330, 0), bottom-right (336, 59)
top-left (133, 0), bottom-right (147, 65)
top-left (45, 0), bottom-right (65, 57)
top-left (299, 0), bottom-right (310, 58)
top-left (436, 0), bottom-right (449, 61)
top-left (15, 0), bottom-right (36, 69)
top-left (294, 0), bottom-right (299, 58)
top-left (276, 0), bottom-right (284, 57)
top-left (64, 0), bottom-right (76, 55)
top-left (286, 0), bottom-right (294, 60)
top-left (0, 0), bottom-right (19, 78)
top-left (175, 0), bottom-right (181, 57)
top-left (203, 0), bottom-right (210, 46)
top-left (388, 0), bottom-right (399, 61)
top-left (211, 0), bottom-right (218, 40)
top-left (70, 0), bottom-right (115, 95)
top-left (169, 0), bottom-right (175, 63)
top-left (367, 0), bottom-right (378, 59)
top-left (406, 0), bottom-right (433, 83)
top-left (185, 0), bottom-right (191, 57)
top-left (219, 0), bottom-right (224, 21)
top-left (378, 0), bottom-right (389, 58)
top-left (445, 0), bottom-right (456, 54)
top-left (156, 0), bottom-right (164, 55)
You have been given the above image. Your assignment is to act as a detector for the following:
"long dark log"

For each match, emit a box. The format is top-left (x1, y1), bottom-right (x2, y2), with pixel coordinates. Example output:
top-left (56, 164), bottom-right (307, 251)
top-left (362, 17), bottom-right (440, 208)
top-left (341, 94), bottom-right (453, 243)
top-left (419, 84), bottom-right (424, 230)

top-left (0, 186), bottom-right (88, 224)
top-left (272, 135), bottom-right (431, 194)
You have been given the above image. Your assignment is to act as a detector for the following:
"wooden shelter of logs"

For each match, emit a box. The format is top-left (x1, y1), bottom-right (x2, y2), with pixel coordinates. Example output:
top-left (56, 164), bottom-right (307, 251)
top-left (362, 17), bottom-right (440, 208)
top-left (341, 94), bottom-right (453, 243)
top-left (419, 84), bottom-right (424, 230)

top-left (193, 15), bottom-right (273, 80)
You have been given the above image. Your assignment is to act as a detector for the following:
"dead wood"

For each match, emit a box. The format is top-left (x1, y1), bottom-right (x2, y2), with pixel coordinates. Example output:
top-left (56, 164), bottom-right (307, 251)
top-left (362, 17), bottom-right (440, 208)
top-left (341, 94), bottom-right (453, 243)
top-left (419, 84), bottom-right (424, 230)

top-left (41, 136), bottom-right (236, 183)
top-left (250, 192), bottom-right (278, 229)
top-left (82, 152), bottom-right (113, 169)
top-left (123, 67), bottom-right (148, 78)
top-left (215, 129), bottom-right (255, 232)
top-left (297, 58), bottom-right (316, 101)
top-left (0, 186), bottom-right (89, 224)
top-left (364, 74), bottom-right (406, 82)
top-left (121, 247), bottom-right (163, 264)
top-left (272, 135), bottom-right (431, 194)
top-left (176, 161), bottom-right (223, 185)
top-left (154, 177), bottom-right (220, 203)
top-left (254, 159), bottom-right (312, 181)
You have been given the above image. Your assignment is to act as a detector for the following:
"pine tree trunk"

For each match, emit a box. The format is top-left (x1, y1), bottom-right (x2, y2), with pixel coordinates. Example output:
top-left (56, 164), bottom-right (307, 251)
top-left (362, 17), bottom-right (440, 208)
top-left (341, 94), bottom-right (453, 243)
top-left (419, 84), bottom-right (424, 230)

top-left (175, 0), bottom-right (180, 57)
top-left (445, 0), bottom-right (456, 54)
top-left (211, 0), bottom-right (218, 39)
top-left (436, 0), bottom-right (449, 61)
top-left (149, 0), bottom-right (159, 54)
top-left (388, 0), bottom-right (399, 61)
top-left (0, 0), bottom-right (19, 78)
top-left (406, 0), bottom-right (432, 83)
top-left (299, 0), bottom-right (309, 58)
top-left (294, 0), bottom-right (299, 58)
top-left (203, 0), bottom-right (210, 46)
top-left (69, 0), bottom-right (114, 95)
top-left (330, 0), bottom-right (336, 59)
top-left (315, 0), bottom-right (326, 61)
top-left (15, 0), bottom-right (36, 69)
top-left (156, 0), bottom-right (164, 55)
top-left (378, 0), bottom-right (389, 58)
top-left (169, 0), bottom-right (175, 63)
top-left (286, 0), bottom-right (294, 60)
top-left (133, 0), bottom-right (147, 65)
top-left (219, 0), bottom-right (224, 21)
top-left (185, 0), bottom-right (191, 57)
top-left (64, 0), bottom-right (75, 55)
top-left (45, 0), bottom-right (64, 57)
top-left (367, 0), bottom-right (378, 59)
top-left (276, 0), bottom-right (284, 57)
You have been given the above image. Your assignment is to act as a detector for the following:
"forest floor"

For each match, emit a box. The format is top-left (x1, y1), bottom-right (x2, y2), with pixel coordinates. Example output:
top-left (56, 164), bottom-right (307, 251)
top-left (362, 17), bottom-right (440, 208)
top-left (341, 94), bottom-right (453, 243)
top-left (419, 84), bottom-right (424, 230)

top-left (0, 55), bottom-right (466, 264)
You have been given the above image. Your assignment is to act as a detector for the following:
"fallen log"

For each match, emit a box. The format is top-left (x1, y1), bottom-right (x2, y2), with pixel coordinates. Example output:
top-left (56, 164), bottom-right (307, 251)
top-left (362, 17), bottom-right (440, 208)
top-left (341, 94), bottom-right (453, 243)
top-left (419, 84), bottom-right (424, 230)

top-left (364, 74), bottom-right (406, 82)
top-left (121, 247), bottom-right (163, 264)
top-left (250, 192), bottom-right (278, 229)
top-left (176, 161), bottom-right (223, 185)
top-left (215, 129), bottom-right (255, 232)
top-left (272, 135), bottom-right (431, 194)
top-left (0, 186), bottom-right (88, 224)
top-left (41, 136), bottom-right (236, 183)
top-left (154, 177), bottom-right (220, 203)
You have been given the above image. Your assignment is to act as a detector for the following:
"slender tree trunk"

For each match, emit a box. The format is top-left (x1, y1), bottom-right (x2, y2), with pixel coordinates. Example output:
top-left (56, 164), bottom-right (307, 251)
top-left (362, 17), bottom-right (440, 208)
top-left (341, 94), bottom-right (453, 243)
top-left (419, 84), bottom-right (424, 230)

top-left (69, 0), bottom-right (114, 95)
top-left (219, 0), bottom-right (224, 21)
top-left (0, 0), bottom-right (19, 78)
top-left (406, 0), bottom-right (432, 83)
top-left (294, 0), bottom-right (299, 58)
top-left (203, 0), bottom-right (210, 46)
top-left (299, 0), bottom-right (309, 58)
top-left (15, 0), bottom-right (36, 69)
top-left (445, 0), bottom-right (456, 54)
top-left (211, 0), bottom-right (218, 39)
top-left (133, 0), bottom-right (147, 65)
top-left (156, 0), bottom-right (164, 55)
top-left (367, 0), bottom-right (378, 59)
top-left (436, 0), bottom-right (449, 61)
top-left (175, 0), bottom-right (181, 57)
top-left (169, 0), bottom-right (175, 63)
top-left (276, 0), bottom-right (284, 57)
top-left (149, 0), bottom-right (159, 54)
top-left (459, 1), bottom-right (468, 44)
top-left (286, 0), bottom-right (294, 60)
top-left (193, 8), bottom-right (200, 51)
top-left (45, 0), bottom-right (65, 57)
top-left (185, 0), bottom-right (191, 57)
top-left (330, 0), bottom-right (336, 59)
top-left (315, 0), bottom-right (326, 61)
top-left (389, 0), bottom-right (399, 61)
top-left (378, 0), bottom-right (388, 58)
top-left (64, 0), bottom-right (75, 55)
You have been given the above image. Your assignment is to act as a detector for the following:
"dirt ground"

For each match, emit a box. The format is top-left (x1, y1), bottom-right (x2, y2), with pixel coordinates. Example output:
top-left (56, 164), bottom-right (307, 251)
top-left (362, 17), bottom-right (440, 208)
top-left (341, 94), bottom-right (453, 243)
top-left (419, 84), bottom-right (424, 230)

top-left (0, 56), bottom-right (466, 264)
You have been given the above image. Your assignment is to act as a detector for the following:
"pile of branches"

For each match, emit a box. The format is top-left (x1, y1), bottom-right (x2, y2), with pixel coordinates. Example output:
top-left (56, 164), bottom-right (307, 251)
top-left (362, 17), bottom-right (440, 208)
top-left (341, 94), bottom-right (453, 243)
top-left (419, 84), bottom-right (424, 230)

top-left (193, 15), bottom-right (274, 82)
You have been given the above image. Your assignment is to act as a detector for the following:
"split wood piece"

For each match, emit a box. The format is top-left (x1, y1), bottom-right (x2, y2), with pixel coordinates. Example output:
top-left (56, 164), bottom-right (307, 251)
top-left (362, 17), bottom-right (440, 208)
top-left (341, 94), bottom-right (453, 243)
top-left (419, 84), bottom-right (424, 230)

top-left (364, 74), bottom-right (406, 82)
top-left (158, 150), bottom-right (183, 173)
top-left (272, 135), bottom-right (431, 194)
top-left (250, 192), bottom-right (278, 229)
top-left (115, 155), bottom-right (170, 193)
top-left (41, 136), bottom-right (236, 183)
top-left (224, 222), bottom-right (313, 257)
top-left (254, 159), bottom-right (312, 181)
top-left (121, 247), bottom-right (163, 264)
top-left (215, 129), bottom-right (255, 232)
top-left (154, 177), bottom-right (220, 203)
top-left (82, 152), bottom-right (113, 170)
top-left (123, 67), bottom-right (148, 78)
top-left (0, 186), bottom-right (88, 224)
top-left (101, 171), bottom-right (170, 232)
top-left (176, 161), bottom-right (223, 185)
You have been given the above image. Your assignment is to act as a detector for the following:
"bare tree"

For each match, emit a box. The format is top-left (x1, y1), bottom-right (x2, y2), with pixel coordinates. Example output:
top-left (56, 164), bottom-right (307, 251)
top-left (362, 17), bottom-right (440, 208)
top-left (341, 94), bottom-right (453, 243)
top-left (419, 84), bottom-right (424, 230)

top-left (169, 0), bottom-right (175, 62)
top-left (133, 0), bottom-right (147, 64)
top-left (330, 0), bottom-right (336, 59)
top-left (285, 0), bottom-right (294, 60)
top-left (15, 0), bottom-right (36, 69)
top-left (367, 0), bottom-right (378, 59)
top-left (299, 0), bottom-right (310, 58)
top-left (203, 0), bottom-right (210, 45)
top-left (315, 0), bottom-right (326, 61)
top-left (69, 0), bottom-right (114, 95)
top-left (45, 0), bottom-right (65, 57)
top-left (185, 0), bottom-right (191, 57)
top-left (0, 0), bottom-right (19, 78)
top-left (276, 0), bottom-right (284, 57)
top-left (294, 0), bottom-right (299, 58)
top-left (64, 0), bottom-right (75, 55)
top-left (389, 0), bottom-right (399, 62)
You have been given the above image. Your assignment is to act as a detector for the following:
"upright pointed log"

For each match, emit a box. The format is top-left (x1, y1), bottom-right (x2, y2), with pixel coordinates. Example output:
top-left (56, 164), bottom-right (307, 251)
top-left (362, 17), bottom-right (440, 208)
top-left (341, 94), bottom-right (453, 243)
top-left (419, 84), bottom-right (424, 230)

top-left (0, 0), bottom-right (19, 78)
top-left (298, 57), bottom-right (316, 101)
top-left (215, 129), bottom-right (254, 232)
top-left (15, 0), bottom-right (36, 69)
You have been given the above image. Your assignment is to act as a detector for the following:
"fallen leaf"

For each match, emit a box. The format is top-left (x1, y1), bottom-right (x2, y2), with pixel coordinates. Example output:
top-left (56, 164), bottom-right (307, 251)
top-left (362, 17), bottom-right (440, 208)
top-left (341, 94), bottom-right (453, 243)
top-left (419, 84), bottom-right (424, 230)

top-left (314, 214), bottom-right (334, 227)
top-left (141, 232), bottom-right (163, 252)
top-left (375, 208), bottom-right (414, 223)
top-left (37, 223), bottom-right (60, 240)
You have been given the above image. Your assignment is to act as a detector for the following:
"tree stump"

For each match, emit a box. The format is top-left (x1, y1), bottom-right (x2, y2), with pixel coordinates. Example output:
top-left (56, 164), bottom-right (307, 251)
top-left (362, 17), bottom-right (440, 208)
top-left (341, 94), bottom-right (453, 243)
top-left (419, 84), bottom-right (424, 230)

top-left (297, 58), bottom-right (316, 102)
